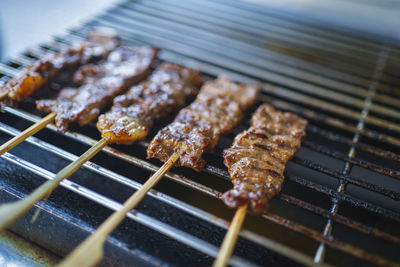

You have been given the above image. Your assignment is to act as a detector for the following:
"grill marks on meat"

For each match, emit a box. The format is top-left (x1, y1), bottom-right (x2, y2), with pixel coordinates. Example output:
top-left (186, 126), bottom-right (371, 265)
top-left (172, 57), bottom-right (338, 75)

top-left (97, 63), bottom-right (202, 144)
top-left (36, 46), bottom-right (159, 132)
top-left (198, 76), bottom-right (258, 110)
top-left (2, 28), bottom-right (119, 103)
top-left (222, 104), bottom-right (307, 214)
top-left (147, 76), bottom-right (259, 171)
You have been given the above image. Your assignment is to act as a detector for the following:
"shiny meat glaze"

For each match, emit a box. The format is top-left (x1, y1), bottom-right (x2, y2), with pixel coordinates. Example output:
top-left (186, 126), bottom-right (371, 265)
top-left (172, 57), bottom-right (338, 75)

top-left (36, 46), bottom-right (159, 132)
top-left (199, 75), bottom-right (259, 110)
top-left (147, 76), bottom-right (259, 171)
top-left (97, 63), bottom-right (202, 144)
top-left (1, 28), bottom-right (119, 103)
top-left (222, 104), bottom-right (307, 214)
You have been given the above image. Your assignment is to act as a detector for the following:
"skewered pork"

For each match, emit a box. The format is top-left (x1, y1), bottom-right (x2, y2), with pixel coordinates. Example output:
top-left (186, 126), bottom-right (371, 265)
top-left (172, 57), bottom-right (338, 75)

top-left (97, 63), bottom-right (202, 144)
top-left (147, 76), bottom-right (259, 171)
top-left (36, 46), bottom-right (159, 132)
top-left (1, 28), bottom-right (119, 103)
top-left (222, 104), bottom-right (307, 214)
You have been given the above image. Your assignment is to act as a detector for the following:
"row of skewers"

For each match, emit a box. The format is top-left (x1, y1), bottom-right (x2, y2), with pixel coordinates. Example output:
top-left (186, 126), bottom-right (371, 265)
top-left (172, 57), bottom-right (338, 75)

top-left (0, 28), bottom-right (307, 267)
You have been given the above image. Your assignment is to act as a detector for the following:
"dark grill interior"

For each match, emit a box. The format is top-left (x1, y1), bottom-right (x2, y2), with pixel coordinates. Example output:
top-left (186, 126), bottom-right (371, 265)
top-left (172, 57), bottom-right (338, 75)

top-left (0, 0), bottom-right (400, 266)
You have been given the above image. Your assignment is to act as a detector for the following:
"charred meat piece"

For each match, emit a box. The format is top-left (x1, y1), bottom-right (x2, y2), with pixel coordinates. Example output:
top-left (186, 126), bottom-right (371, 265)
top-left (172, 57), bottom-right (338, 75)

top-left (174, 96), bottom-right (243, 150)
top-left (198, 75), bottom-right (258, 110)
top-left (36, 46), bottom-right (159, 132)
top-left (147, 76), bottom-right (259, 171)
top-left (2, 27), bottom-right (119, 103)
top-left (222, 104), bottom-right (307, 214)
top-left (97, 63), bottom-right (202, 144)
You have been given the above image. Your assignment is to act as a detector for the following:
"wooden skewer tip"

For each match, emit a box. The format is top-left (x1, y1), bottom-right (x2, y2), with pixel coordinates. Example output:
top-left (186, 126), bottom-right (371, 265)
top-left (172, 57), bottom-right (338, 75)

top-left (0, 112), bottom-right (56, 156)
top-left (58, 152), bottom-right (179, 267)
top-left (0, 138), bottom-right (108, 231)
top-left (213, 203), bottom-right (248, 267)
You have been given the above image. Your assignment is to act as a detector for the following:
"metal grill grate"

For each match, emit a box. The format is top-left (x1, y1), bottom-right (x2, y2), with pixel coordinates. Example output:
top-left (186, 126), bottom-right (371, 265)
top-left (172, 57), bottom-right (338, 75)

top-left (0, 0), bottom-right (399, 266)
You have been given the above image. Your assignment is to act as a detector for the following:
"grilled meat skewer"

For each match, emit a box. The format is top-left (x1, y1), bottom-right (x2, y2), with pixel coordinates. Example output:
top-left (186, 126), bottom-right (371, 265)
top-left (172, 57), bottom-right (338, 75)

top-left (222, 104), bottom-right (307, 214)
top-left (58, 75), bottom-right (257, 266)
top-left (0, 60), bottom-right (203, 245)
top-left (97, 63), bottom-right (202, 144)
top-left (147, 76), bottom-right (259, 171)
top-left (36, 46), bottom-right (159, 132)
top-left (1, 28), bottom-right (119, 105)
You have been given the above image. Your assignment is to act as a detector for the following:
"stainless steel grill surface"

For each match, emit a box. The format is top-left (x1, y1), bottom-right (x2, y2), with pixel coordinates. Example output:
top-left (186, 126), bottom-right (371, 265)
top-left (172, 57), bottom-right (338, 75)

top-left (0, 0), bottom-right (399, 266)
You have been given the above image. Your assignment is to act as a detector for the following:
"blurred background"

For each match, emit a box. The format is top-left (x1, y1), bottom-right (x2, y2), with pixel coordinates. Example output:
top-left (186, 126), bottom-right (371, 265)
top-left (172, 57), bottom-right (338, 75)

top-left (0, 0), bottom-right (399, 61)
top-left (247, 0), bottom-right (400, 43)
top-left (0, 0), bottom-right (119, 60)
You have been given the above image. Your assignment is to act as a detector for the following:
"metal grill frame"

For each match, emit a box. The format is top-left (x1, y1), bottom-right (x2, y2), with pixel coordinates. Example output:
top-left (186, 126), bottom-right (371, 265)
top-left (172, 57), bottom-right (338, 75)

top-left (0, 0), bottom-right (399, 266)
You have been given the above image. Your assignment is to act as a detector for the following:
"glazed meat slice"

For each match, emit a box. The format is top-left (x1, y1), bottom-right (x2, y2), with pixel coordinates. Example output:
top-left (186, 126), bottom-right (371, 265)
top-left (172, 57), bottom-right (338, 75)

top-left (176, 95), bottom-right (243, 135)
top-left (198, 75), bottom-right (259, 110)
top-left (222, 104), bottom-right (307, 214)
top-left (147, 120), bottom-right (214, 170)
top-left (36, 46), bottom-right (159, 132)
top-left (2, 27), bottom-right (119, 103)
top-left (174, 96), bottom-right (243, 151)
top-left (97, 63), bottom-right (202, 144)
top-left (147, 76), bottom-right (259, 171)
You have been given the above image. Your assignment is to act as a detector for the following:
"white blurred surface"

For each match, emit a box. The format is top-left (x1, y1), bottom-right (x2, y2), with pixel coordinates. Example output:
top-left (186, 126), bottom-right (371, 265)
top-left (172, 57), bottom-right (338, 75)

top-left (1, 0), bottom-right (399, 61)
top-left (0, 0), bottom-right (120, 60)
top-left (246, 0), bottom-right (400, 44)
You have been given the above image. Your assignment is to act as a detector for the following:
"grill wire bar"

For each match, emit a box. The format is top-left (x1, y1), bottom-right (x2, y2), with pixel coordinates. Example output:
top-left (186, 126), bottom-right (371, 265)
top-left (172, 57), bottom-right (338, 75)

top-left (313, 45), bottom-right (390, 263)
top-left (0, 0), bottom-right (400, 265)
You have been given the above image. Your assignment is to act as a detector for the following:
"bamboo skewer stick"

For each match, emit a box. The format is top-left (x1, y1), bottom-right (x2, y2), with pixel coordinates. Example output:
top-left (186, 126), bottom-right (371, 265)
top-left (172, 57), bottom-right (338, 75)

top-left (213, 203), bottom-right (248, 267)
top-left (58, 152), bottom-right (179, 267)
top-left (0, 138), bottom-right (108, 231)
top-left (0, 112), bottom-right (56, 156)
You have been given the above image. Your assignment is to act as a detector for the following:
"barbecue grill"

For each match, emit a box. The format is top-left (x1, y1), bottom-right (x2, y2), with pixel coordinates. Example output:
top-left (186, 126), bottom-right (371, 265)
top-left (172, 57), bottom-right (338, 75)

top-left (1, 0), bottom-right (399, 266)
